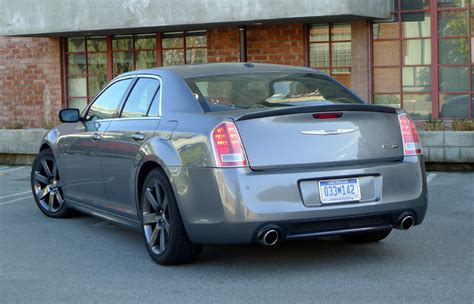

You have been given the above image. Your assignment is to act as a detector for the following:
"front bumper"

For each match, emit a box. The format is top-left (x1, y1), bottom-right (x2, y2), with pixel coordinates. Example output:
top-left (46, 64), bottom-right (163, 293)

top-left (170, 157), bottom-right (428, 244)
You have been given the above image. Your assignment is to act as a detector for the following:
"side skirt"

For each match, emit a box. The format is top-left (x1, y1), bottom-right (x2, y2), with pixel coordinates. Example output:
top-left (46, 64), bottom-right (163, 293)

top-left (67, 199), bottom-right (141, 231)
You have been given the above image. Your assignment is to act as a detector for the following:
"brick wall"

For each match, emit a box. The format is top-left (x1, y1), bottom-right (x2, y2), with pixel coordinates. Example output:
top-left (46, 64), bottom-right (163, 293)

top-left (207, 27), bottom-right (241, 62)
top-left (247, 24), bottom-right (305, 66)
top-left (350, 20), bottom-right (371, 102)
top-left (0, 37), bottom-right (62, 128)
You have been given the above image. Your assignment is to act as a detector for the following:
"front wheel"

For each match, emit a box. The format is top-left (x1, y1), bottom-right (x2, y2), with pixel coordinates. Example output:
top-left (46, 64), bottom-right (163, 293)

top-left (31, 149), bottom-right (75, 218)
top-left (340, 229), bottom-right (392, 243)
top-left (140, 169), bottom-right (202, 265)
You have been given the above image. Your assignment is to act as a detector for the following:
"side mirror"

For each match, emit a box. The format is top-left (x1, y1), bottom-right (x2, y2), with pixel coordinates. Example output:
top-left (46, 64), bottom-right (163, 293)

top-left (59, 108), bottom-right (80, 123)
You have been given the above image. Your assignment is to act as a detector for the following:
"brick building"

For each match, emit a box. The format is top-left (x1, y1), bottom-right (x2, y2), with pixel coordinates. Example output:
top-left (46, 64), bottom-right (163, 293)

top-left (0, 0), bottom-right (473, 129)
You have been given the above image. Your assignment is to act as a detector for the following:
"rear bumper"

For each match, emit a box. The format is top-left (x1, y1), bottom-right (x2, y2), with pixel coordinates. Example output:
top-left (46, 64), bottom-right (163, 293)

top-left (171, 157), bottom-right (428, 244)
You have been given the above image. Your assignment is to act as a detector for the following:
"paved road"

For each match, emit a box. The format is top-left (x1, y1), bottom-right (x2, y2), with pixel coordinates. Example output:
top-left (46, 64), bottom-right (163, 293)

top-left (0, 166), bottom-right (473, 303)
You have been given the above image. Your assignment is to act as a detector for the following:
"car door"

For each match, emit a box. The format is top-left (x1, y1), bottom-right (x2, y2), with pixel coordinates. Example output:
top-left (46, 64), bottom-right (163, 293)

top-left (99, 76), bottom-right (161, 218)
top-left (58, 77), bottom-right (134, 207)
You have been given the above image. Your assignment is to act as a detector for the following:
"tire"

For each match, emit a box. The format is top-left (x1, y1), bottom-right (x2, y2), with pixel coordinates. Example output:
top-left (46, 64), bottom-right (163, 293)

top-left (31, 149), bottom-right (75, 218)
top-left (140, 168), bottom-right (202, 265)
top-left (340, 229), bottom-right (392, 243)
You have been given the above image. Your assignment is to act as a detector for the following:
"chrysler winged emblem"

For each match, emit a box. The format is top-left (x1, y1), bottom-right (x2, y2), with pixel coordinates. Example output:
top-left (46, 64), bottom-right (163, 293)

top-left (300, 128), bottom-right (359, 135)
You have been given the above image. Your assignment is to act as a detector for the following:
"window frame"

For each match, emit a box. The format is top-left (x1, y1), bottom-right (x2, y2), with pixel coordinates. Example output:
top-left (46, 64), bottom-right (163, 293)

top-left (306, 23), bottom-right (352, 88)
top-left (63, 31), bottom-right (206, 110)
top-left (118, 75), bottom-right (162, 118)
top-left (83, 76), bottom-right (136, 121)
top-left (370, 0), bottom-right (473, 120)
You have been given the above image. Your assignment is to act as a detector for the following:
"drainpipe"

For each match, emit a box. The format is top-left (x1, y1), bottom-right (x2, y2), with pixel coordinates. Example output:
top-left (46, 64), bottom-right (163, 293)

top-left (239, 26), bottom-right (247, 62)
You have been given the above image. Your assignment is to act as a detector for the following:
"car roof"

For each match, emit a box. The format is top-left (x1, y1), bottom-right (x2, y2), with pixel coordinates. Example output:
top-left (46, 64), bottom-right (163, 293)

top-left (122, 62), bottom-right (322, 79)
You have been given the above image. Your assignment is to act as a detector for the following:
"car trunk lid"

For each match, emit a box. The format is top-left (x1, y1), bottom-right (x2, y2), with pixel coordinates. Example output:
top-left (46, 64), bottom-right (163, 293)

top-left (232, 105), bottom-right (404, 170)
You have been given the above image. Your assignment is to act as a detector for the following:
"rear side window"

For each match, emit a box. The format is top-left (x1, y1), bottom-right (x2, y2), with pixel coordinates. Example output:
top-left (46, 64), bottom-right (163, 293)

top-left (121, 78), bottom-right (160, 118)
top-left (86, 79), bottom-right (133, 120)
top-left (185, 72), bottom-right (363, 112)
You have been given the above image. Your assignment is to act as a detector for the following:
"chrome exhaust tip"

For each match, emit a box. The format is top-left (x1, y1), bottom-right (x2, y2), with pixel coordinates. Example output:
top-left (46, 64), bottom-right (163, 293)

top-left (259, 229), bottom-right (279, 246)
top-left (399, 215), bottom-right (415, 230)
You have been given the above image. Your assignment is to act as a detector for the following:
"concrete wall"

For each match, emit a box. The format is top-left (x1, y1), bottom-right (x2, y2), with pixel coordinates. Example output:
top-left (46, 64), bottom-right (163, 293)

top-left (419, 131), bottom-right (474, 163)
top-left (0, 0), bottom-right (391, 36)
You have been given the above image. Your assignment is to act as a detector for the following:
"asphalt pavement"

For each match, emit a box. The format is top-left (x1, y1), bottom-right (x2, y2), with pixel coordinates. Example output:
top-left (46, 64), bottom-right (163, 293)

top-left (0, 166), bottom-right (473, 303)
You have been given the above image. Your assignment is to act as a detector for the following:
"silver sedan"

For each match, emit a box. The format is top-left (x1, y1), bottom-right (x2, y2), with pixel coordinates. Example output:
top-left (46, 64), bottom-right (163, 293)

top-left (31, 63), bottom-right (428, 265)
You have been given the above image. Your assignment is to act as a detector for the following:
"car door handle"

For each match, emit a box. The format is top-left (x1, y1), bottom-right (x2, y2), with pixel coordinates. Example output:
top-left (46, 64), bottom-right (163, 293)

top-left (131, 132), bottom-right (145, 141)
top-left (91, 133), bottom-right (102, 141)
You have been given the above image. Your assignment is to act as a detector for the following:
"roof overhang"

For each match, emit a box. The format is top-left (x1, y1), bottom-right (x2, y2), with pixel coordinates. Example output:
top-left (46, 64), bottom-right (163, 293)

top-left (0, 0), bottom-right (391, 37)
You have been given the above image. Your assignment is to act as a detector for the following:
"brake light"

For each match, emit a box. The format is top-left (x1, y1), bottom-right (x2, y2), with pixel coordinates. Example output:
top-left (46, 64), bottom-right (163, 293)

top-left (398, 113), bottom-right (422, 156)
top-left (211, 122), bottom-right (248, 167)
top-left (313, 113), bottom-right (343, 119)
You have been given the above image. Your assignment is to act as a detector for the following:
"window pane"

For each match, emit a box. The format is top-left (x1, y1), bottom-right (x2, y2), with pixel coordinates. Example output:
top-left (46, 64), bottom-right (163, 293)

top-left (67, 37), bottom-right (85, 52)
top-left (374, 68), bottom-right (400, 93)
top-left (403, 67), bottom-right (432, 92)
top-left (147, 94), bottom-right (161, 117)
top-left (437, 0), bottom-right (469, 8)
top-left (87, 36), bottom-right (106, 52)
top-left (135, 34), bottom-right (156, 50)
top-left (162, 49), bottom-right (184, 66)
top-left (67, 54), bottom-right (86, 74)
top-left (88, 53), bottom-right (107, 75)
top-left (472, 10), bottom-right (474, 36)
top-left (136, 51), bottom-right (156, 69)
top-left (87, 79), bottom-right (133, 120)
top-left (332, 42), bottom-right (351, 67)
top-left (438, 38), bottom-right (469, 64)
top-left (403, 94), bottom-right (432, 119)
top-left (439, 66), bottom-right (469, 91)
top-left (438, 10), bottom-right (468, 37)
top-left (403, 39), bottom-right (431, 64)
top-left (472, 66), bottom-right (474, 89)
top-left (68, 98), bottom-right (88, 113)
top-left (332, 68), bottom-right (351, 88)
top-left (186, 49), bottom-right (208, 64)
top-left (87, 76), bottom-right (108, 98)
top-left (122, 78), bottom-right (160, 118)
top-left (162, 32), bottom-right (184, 48)
top-left (440, 94), bottom-right (469, 118)
top-left (402, 13), bottom-right (431, 38)
top-left (67, 77), bottom-right (86, 97)
top-left (374, 94), bottom-right (401, 108)
top-left (401, 0), bottom-right (429, 10)
top-left (331, 24), bottom-right (351, 41)
top-left (309, 43), bottom-right (329, 68)
top-left (373, 41), bottom-right (400, 66)
top-left (113, 52), bottom-right (133, 74)
top-left (372, 22), bottom-right (400, 40)
top-left (186, 33), bottom-right (207, 47)
top-left (112, 35), bottom-right (132, 50)
top-left (309, 25), bottom-right (329, 42)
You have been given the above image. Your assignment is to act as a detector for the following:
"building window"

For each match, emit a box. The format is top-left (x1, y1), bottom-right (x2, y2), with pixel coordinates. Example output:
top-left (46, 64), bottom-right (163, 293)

top-left (65, 36), bottom-right (108, 111)
top-left (64, 31), bottom-right (207, 110)
top-left (308, 23), bottom-right (352, 88)
top-left (437, 0), bottom-right (472, 119)
top-left (162, 31), bottom-right (207, 66)
top-left (371, 0), bottom-right (473, 120)
top-left (112, 34), bottom-right (157, 77)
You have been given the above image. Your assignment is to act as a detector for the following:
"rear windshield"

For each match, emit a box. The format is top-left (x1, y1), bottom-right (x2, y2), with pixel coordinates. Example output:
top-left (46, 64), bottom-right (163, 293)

top-left (185, 72), bottom-right (363, 112)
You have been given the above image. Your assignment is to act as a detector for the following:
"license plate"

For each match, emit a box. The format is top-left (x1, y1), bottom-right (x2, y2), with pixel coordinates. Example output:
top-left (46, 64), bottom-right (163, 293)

top-left (318, 178), bottom-right (361, 204)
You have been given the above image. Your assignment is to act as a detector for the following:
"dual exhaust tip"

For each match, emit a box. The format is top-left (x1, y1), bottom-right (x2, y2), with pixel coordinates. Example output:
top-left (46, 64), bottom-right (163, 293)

top-left (258, 213), bottom-right (415, 245)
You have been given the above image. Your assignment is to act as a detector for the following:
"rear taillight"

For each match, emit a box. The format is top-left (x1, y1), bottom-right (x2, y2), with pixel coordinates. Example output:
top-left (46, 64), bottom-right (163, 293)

top-left (211, 122), bottom-right (248, 167)
top-left (398, 113), bottom-right (422, 156)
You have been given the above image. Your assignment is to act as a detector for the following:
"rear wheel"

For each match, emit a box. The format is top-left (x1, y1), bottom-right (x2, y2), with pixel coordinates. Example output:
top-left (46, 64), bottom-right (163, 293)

top-left (340, 229), bottom-right (392, 243)
top-left (140, 169), bottom-right (202, 265)
top-left (31, 149), bottom-right (75, 218)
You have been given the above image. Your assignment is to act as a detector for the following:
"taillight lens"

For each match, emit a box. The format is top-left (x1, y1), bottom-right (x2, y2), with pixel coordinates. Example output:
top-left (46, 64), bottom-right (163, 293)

top-left (211, 122), bottom-right (248, 167)
top-left (398, 113), bottom-right (422, 156)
